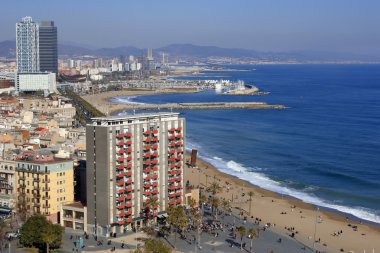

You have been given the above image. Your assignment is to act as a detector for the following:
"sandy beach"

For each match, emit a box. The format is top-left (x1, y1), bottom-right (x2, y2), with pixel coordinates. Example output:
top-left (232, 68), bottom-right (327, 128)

top-left (82, 88), bottom-right (199, 115)
top-left (184, 152), bottom-right (380, 253)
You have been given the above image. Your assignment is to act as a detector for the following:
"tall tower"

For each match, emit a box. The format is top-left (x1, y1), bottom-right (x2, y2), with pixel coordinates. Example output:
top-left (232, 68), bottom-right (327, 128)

top-left (86, 113), bottom-right (185, 236)
top-left (147, 48), bottom-right (153, 61)
top-left (39, 21), bottom-right (58, 74)
top-left (16, 16), bottom-right (39, 73)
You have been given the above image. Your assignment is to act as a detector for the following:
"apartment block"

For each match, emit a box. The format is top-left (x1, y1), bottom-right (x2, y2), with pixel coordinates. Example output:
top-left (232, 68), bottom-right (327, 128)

top-left (86, 113), bottom-right (185, 236)
top-left (16, 150), bottom-right (74, 222)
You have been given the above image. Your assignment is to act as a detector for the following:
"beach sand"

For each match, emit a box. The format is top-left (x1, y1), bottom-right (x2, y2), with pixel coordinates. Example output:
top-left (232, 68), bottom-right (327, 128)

top-left (82, 88), bottom-right (198, 115)
top-left (184, 152), bottom-right (380, 253)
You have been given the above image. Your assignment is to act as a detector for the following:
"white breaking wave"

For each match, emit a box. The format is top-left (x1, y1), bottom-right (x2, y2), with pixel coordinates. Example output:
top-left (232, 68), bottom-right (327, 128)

top-left (112, 96), bottom-right (146, 105)
top-left (187, 144), bottom-right (380, 224)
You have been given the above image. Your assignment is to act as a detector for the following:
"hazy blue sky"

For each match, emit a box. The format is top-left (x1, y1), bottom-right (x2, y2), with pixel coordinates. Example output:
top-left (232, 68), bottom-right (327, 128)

top-left (2, 0), bottom-right (380, 55)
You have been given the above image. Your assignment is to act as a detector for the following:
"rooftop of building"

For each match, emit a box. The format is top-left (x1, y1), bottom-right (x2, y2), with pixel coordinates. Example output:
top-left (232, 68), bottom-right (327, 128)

top-left (15, 149), bottom-right (72, 164)
top-left (90, 112), bottom-right (180, 126)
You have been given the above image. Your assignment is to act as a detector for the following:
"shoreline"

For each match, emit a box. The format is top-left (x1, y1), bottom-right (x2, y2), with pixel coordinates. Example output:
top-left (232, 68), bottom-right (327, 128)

top-left (185, 152), bottom-right (380, 252)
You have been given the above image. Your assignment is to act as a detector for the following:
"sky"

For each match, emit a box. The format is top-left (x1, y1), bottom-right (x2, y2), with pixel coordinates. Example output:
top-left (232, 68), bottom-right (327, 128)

top-left (1, 0), bottom-right (380, 56)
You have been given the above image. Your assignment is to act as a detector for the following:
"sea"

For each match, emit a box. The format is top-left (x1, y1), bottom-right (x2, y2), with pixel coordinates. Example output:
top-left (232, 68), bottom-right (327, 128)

top-left (113, 64), bottom-right (380, 224)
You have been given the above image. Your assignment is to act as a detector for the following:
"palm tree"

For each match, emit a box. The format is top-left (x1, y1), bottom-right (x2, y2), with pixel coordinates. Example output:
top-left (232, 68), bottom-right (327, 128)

top-left (207, 182), bottom-right (222, 195)
top-left (210, 196), bottom-right (220, 221)
top-left (237, 225), bottom-right (246, 250)
top-left (144, 196), bottom-right (159, 226)
top-left (248, 191), bottom-right (254, 216)
top-left (187, 197), bottom-right (196, 209)
top-left (167, 205), bottom-right (188, 249)
top-left (221, 198), bottom-right (230, 221)
top-left (247, 228), bottom-right (259, 253)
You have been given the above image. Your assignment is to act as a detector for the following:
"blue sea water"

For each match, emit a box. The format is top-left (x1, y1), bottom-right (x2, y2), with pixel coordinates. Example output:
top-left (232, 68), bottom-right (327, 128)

top-left (113, 64), bottom-right (380, 224)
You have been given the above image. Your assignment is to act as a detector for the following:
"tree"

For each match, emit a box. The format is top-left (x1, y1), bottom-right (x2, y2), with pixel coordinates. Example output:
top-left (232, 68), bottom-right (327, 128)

top-left (221, 198), bottom-right (230, 221)
top-left (0, 219), bottom-right (10, 253)
top-left (144, 238), bottom-right (172, 253)
top-left (248, 191), bottom-right (254, 216)
top-left (210, 196), bottom-right (220, 221)
top-left (41, 223), bottom-right (64, 253)
top-left (167, 206), bottom-right (188, 249)
top-left (247, 228), bottom-right (259, 253)
top-left (237, 225), bottom-right (246, 250)
top-left (206, 182), bottom-right (222, 195)
top-left (20, 215), bottom-right (63, 251)
top-left (144, 196), bottom-right (159, 226)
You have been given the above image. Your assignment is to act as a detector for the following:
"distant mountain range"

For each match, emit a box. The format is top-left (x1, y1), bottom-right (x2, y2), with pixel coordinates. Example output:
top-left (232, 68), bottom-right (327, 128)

top-left (0, 40), bottom-right (378, 62)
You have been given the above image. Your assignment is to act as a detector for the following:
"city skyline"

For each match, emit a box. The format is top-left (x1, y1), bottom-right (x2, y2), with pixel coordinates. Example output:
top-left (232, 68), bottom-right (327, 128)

top-left (1, 0), bottom-right (380, 57)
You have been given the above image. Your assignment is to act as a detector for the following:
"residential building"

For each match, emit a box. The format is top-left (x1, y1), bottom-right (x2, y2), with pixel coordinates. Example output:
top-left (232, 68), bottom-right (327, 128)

top-left (86, 113), bottom-right (185, 236)
top-left (16, 16), bottom-right (39, 73)
top-left (39, 21), bottom-right (58, 74)
top-left (0, 159), bottom-right (16, 215)
top-left (60, 202), bottom-right (87, 232)
top-left (16, 150), bottom-right (74, 222)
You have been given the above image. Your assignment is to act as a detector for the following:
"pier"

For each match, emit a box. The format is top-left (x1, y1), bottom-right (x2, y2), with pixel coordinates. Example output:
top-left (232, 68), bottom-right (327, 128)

top-left (111, 102), bottom-right (287, 113)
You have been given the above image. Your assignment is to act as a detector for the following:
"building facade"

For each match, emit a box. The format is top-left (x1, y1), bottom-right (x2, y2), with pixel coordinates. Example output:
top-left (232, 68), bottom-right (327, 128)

top-left (16, 16), bottom-right (39, 73)
top-left (16, 72), bottom-right (56, 95)
top-left (16, 151), bottom-right (74, 223)
top-left (0, 160), bottom-right (16, 215)
top-left (86, 113), bottom-right (185, 236)
top-left (39, 21), bottom-right (58, 74)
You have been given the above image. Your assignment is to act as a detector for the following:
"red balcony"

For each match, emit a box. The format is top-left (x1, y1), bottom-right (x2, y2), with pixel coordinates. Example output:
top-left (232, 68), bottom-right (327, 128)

top-left (117, 204), bottom-right (125, 210)
top-left (126, 179), bottom-right (132, 184)
top-left (127, 156), bottom-right (132, 161)
top-left (154, 211), bottom-right (158, 216)
top-left (176, 191), bottom-right (182, 197)
top-left (169, 200), bottom-right (175, 205)
top-left (153, 137), bottom-right (158, 142)
top-left (153, 129), bottom-right (158, 134)
top-left (177, 170), bottom-right (182, 174)
top-left (126, 210), bottom-right (132, 216)
top-left (144, 130), bottom-right (151, 135)
top-left (126, 194), bottom-right (132, 200)
top-left (145, 191), bottom-right (151, 196)
top-left (117, 174), bottom-right (124, 179)
top-left (118, 157), bottom-right (124, 163)
top-left (153, 180), bottom-right (158, 186)
top-left (170, 142), bottom-right (175, 147)
top-left (170, 135), bottom-right (175, 140)
top-left (145, 138), bottom-right (151, 143)
top-left (119, 212), bottom-right (126, 217)
top-left (118, 189), bottom-right (124, 194)
top-left (144, 168), bottom-right (151, 173)
top-left (176, 134), bottom-right (182, 139)
top-left (177, 155), bottom-right (182, 161)
top-left (118, 181), bottom-right (124, 186)
top-left (177, 149), bottom-right (183, 153)
top-left (144, 184), bottom-right (151, 188)
top-left (170, 178), bottom-right (176, 183)
top-left (125, 140), bottom-right (132, 145)
top-left (176, 199), bottom-right (182, 204)
top-left (125, 164), bottom-right (132, 169)
top-left (153, 167), bottom-right (158, 172)
top-left (117, 133), bottom-right (124, 139)
top-left (152, 144), bottom-right (158, 150)
top-left (170, 164), bottom-right (175, 169)
top-left (145, 176), bottom-right (151, 181)
top-left (117, 165), bottom-right (124, 171)
top-left (126, 202), bottom-right (133, 207)
top-left (177, 127), bottom-right (182, 131)
top-left (177, 184), bottom-right (182, 189)
top-left (170, 157), bottom-right (176, 162)
top-left (125, 132), bottom-right (132, 138)
top-left (118, 141), bottom-right (124, 147)
top-left (176, 142), bottom-right (182, 146)
top-left (126, 217), bottom-right (133, 223)
top-left (119, 220), bottom-right (125, 225)
top-left (152, 159), bottom-right (158, 165)
top-left (145, 153), bottom-right (151, 159)
top-left (152, 189), bottom-right (158, 195)
top-left (126, 187), bottom-right (133, 192)
top-left (118, 149), bottom-right (124, 155)
top-left (145, 161), bottom-right (151, 166)
top-left (170, 186), bottom-right (176, 191)
top-left (176, 177), bottom-right (182, 182)
top-left (153, 174), bottom-right (158, 180)
top-left (125, 171), bottom-right (132, 177)
top-left (118, 196), bottom-right (125, 202)
top-left (145, 145), bottom-right (151, 150)
top-left (176, 163), bottom-right (182, 168)
top-left (169, 127), bottom-right (175, 133)
top-left (126, 148), bottom-right (132, 153)
top-left (170, 171), bottom-right (176, 176)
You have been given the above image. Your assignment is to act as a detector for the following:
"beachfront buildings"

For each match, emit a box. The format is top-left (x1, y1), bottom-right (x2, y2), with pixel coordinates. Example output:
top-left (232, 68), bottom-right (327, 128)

top-left (15, 150), bottom-right (74, 222)
top-left (86, 113), bottom-right (185, 236)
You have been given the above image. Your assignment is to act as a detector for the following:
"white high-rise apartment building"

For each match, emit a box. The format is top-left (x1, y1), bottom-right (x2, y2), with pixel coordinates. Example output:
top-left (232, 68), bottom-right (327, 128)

top-left (16, 16), bottom-right (39, 73)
